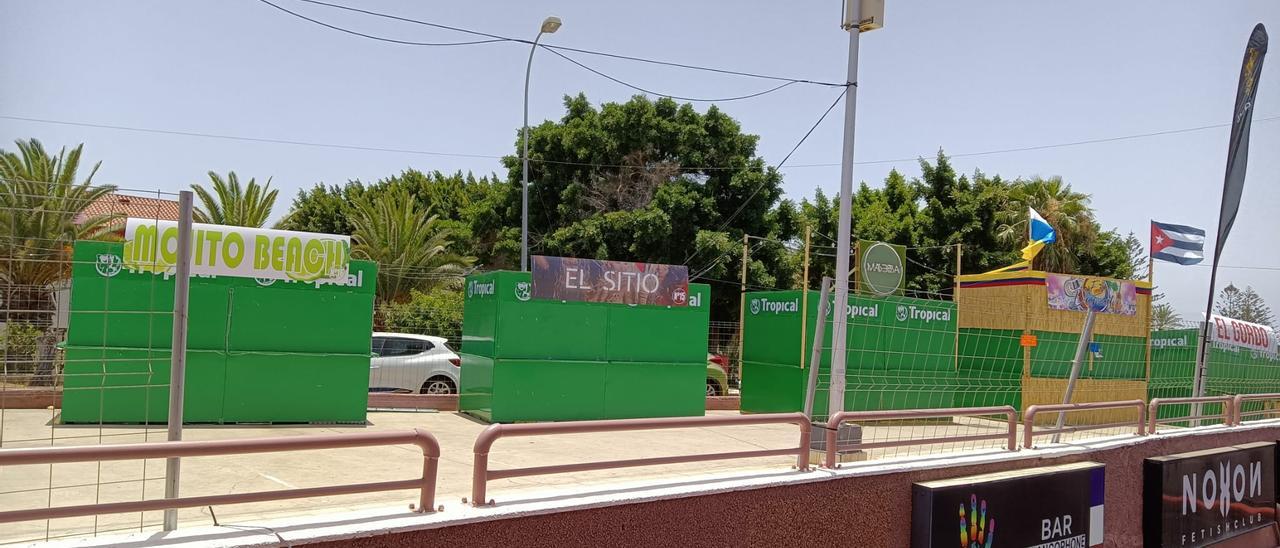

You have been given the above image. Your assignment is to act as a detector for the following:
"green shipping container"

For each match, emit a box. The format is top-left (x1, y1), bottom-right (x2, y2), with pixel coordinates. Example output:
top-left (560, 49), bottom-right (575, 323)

top-left (458, 271), bottom-right (709, 422)
top-left (61, 240), bottom-right (377, 424)
top-left (739, 290), bottom-right (959, 416)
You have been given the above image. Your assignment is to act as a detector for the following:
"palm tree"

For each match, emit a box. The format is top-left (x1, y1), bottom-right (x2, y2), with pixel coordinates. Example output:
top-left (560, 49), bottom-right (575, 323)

top-left (349, 187), bottom-right (473, 303)
top-left (994, 176), bottom-right (1098, 273)
top-left (0, 139), bottom-right (117, 386)
top-left (191, 171), bottom-right (278, 227)
top-left (1151, 303), bottom-right (1184, 331)
top-left (0, 139), bottom-right (118, 318)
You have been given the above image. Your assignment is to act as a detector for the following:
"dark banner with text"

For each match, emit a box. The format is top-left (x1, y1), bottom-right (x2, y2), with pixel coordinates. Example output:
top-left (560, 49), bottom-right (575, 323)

top-left (1143, 441), bottom-right (1276, 547)
top-left (530, 255), bottom-right (690, 306)
top-left (912, 462), bottom-right (1104, 548)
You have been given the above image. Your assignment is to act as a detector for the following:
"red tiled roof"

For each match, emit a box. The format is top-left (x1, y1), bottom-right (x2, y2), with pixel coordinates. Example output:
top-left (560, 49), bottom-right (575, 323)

top-left (74, 192), bottom-right (182, 225)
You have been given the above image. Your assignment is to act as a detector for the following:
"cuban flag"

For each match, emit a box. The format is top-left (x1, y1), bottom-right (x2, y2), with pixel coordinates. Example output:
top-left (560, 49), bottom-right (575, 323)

top-left (1150, 220), bottom-right (1205, 265)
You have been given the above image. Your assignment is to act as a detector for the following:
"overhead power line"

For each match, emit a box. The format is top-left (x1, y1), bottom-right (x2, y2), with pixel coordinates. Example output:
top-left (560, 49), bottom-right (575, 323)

top-left (258, 0), bottom-right (819, 103)
top-left (5, 113), bottom-right (1275, 173)
top-left (282, 0), bottom-right (845, 86)
top-left (782, 115), bottom-right (1280, 169)
top-left (257, 0), bottom-right (505, 46)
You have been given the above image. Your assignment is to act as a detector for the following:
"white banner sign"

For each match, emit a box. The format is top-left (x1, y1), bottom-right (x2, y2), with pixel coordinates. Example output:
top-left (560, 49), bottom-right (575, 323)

top-left (1209, 314), bottom-right (1277, 355)
top-left (122, 218), bottom-right (350, 283)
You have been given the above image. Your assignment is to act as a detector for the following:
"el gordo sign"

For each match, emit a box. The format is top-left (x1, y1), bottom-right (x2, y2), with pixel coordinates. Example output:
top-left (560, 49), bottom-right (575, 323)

top-left (122, 219), bottom-right (350, 284)
top-left (1209, 314), bottom-right (1277, 355)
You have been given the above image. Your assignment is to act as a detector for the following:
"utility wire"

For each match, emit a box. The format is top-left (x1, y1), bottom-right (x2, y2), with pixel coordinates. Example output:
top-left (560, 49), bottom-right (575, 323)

top-left (782, 115), bottom-right (1280, 168)
top-left (6, 113), bottom-right (1274, 172)
top-left (286, 0), bottom-right (845, 86)
top-left (256, 0), bottom-right (505, 46)
top-left (691, 85), bottom-right (849, 261)
top-left (539, 46), bottom-right (802, 103)
top-left (260, 0), bottom-right (810, 103)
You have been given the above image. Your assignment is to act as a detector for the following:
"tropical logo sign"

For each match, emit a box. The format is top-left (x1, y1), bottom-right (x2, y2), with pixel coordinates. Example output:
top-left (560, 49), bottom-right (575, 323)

top-left (1046, 274), bottom-right (1137, 316)
top-left (122, 218), bottom-right (350, 284)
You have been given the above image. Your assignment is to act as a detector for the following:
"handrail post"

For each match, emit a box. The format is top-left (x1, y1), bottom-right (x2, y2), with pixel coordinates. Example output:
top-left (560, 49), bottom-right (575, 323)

top-left (1023, 406), bottom-right (1038, 449)
top-left (1136, 401), bottom-right (1147, 436)
top-left (796, 418), bottom-right (811, 470)
top-left (472, 451), bottom-right (489, 506)
top-left (824, 414), bottom-right (840, 468)
top-left (1005, 408), bottom-right (1017, 451)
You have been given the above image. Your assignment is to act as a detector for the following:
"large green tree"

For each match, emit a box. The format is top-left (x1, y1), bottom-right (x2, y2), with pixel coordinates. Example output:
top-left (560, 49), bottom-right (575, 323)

top-left (483, 94), bottom-right (798, 319)
top-left (912, 155), bottom-right (1014, 294)
top-left (191, 171), bottom-right (278, 227)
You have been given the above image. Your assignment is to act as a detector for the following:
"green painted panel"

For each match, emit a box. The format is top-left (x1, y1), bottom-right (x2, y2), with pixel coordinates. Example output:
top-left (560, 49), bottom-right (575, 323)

top-left (740, 290), bottom-right (958, 415)
top-left (458, 353), bottom-right (495, 421)
top-left (460, 271), bottom-right (711, 422)
top-left (603, 362), bottom-right (704, 419)
top-left (605, 285), bottom-right (709, 363)
top-left (491, 359), bottom-right (607, 422)
top-left (1029, 331), bottom-right (1077, 378)
top-left (61, 347), bottom-right (226, 424)
top-left (222, 352), bottom-right (368, 423)
top-left (64, 240), bottom-right (375, 424)
top-left (958, 329), bottom-right (1023, 378)
top-left (740, 362), bottom-right (805, 413)
top-left (1088, 334), bottom-right (1146, 380)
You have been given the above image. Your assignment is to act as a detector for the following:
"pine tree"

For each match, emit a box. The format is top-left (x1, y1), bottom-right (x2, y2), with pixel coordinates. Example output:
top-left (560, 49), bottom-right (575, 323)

top-left (1215, 283), bottom-right (1275, 327)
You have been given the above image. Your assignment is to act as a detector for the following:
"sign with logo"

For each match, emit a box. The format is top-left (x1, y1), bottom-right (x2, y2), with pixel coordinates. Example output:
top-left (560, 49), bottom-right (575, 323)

top-left (530, 255), bottom-right (688, 306)
top-left (913, 462), bottom-right (1105, 548)
top-left (1143, 442), bottom-right (1276, 547)
top-left (1209, 314), bottom-right (1277, 356)
top-left (1046, 273), bottom-right (1137, 316)
top-left (857, 240), bottom-right (906, 296)
top-left (122, 218), bottom-right (350, 284)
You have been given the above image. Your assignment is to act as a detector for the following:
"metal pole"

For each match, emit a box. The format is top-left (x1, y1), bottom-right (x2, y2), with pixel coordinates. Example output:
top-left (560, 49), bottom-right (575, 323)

top-left (1052, 308), bottom-right (1097, 443)
top-left (521, 30), bottom-right (547, 272)
top-left (800, 227), bottom-right (811, 368)
top-left (803, 278), bottom-right (833, 420)
top-left (163, 190), bottom-right (194, 531)
top-left (828, 1), bottom-right (861, 419)
top-left (1192, 268), bottom-right (1222, 417)
top-left (953, 243), bottom-right (962, 371)
top-left (737, 233), bottom-right (749, 385)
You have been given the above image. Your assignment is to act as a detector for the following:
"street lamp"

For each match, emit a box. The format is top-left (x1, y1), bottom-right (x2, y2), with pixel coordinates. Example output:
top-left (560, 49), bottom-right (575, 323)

top-left (521, 16), bottom-right (562, 272)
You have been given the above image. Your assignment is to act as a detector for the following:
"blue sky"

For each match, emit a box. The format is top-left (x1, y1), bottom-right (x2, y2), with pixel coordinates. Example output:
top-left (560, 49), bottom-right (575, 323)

top-left (2, 0), bottom-right (1278, 320)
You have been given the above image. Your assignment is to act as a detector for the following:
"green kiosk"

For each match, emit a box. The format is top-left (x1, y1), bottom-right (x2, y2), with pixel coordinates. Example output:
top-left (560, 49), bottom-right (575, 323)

top-left (61, 220), bottom-right (376, 424)
top-left (459, 257), bottom-right (710, 423)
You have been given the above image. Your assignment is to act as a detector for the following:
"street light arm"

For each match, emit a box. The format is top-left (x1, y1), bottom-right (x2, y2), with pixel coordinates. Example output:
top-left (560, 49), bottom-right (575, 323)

top-left (520, 30), bottom-right (546, 272)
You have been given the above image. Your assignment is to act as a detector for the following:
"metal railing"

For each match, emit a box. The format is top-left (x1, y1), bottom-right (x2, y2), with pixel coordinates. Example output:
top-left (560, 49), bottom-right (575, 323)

top-left (1023, 401), bottom-right (1147, 449)
top-left (0, 429), bottom-right (441, 524)
top-left (823, 406), bottom-right (1018, 468)
top-left (1147, 396), bottom-right (1236, 433)
top-left (470, 413), bottom-right (811, 506)
top-left (1233, 393), bottom-right (1280, 424)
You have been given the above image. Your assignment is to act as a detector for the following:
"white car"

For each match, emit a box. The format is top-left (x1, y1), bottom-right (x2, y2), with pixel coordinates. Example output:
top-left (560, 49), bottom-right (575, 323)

top-left (368, 332), bottom-right (461, 395)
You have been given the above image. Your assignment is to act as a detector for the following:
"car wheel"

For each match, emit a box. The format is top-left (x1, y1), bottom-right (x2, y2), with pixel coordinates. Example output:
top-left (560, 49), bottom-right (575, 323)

top-left (706, 379), bottom-right (722, 397)
top-left (421, 377), bottom-right (456, 395)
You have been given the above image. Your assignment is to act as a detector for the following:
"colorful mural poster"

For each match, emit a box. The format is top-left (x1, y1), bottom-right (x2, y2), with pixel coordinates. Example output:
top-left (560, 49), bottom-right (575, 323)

top-left (1046, 274), bottom-right (1136, 316)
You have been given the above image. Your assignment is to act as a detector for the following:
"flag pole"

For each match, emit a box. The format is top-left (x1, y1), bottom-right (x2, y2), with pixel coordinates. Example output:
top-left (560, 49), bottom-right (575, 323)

top-left (1152, 245), bottom-right (1162, 384)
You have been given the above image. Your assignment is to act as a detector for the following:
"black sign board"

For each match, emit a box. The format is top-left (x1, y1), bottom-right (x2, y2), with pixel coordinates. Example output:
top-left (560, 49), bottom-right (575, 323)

top-left (1143, 441), bottom-right (1276, 547)
top-left (913, 461), bottom-right (1104, 548)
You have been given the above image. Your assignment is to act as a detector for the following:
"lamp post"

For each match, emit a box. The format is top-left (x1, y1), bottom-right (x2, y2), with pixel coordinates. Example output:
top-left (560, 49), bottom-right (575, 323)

top-left (521, 16), bottom-right (562, 272)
